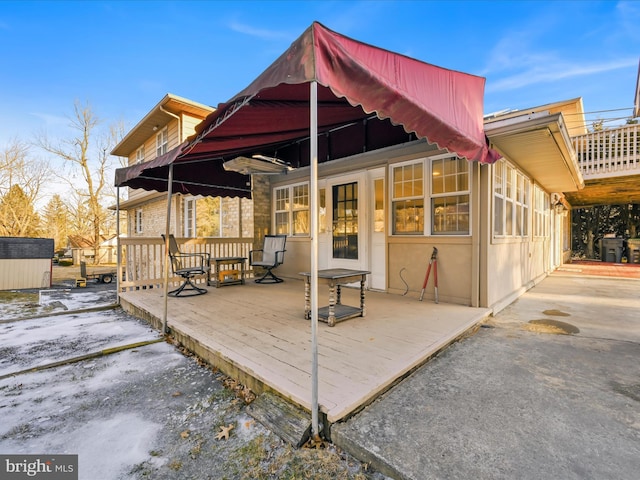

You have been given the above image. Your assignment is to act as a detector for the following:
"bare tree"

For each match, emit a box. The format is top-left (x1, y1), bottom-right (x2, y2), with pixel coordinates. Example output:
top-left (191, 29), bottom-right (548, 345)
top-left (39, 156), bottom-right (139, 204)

top-left (37, 101), bottom-right (115, 262)
top-left (0, 139), bottom-right (50, 236)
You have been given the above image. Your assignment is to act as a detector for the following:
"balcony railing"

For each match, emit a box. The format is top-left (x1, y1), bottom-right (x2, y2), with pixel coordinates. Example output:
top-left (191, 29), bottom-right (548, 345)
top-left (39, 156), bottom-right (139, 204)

top-left (117, 236), bottom-right (254, 291)
top-left (573, 123), bottom-right (640, 180)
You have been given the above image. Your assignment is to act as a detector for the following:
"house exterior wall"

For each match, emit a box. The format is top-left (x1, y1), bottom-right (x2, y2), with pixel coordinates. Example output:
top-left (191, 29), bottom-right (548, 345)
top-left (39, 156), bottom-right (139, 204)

top-left (117, 100), bottom-right (254, 240)
top-left (480, 157), bottom-right (554, 314)
top-left (129, 197), bottom-right (180, 238)
top-left (262, 140), bottom-right (561, 311)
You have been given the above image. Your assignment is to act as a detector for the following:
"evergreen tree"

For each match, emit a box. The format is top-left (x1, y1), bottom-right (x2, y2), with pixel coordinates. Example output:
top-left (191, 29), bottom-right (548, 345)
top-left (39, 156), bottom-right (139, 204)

top-left (41, 194), bottom-right (72, 250)
top-left (0, 184), bottom-right (41, 237)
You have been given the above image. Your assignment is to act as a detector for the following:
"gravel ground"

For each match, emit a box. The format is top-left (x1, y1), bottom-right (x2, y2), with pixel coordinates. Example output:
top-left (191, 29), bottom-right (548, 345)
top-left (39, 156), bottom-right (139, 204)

top-left (0, 277), bottom-right (389, 480)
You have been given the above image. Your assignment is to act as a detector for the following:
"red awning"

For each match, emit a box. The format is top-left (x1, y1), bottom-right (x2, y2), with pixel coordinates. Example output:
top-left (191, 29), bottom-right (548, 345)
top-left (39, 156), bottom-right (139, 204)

top-left (115, 22), bottom-right (498, 195)
top-left (114, 142), bottom-right (251, 198)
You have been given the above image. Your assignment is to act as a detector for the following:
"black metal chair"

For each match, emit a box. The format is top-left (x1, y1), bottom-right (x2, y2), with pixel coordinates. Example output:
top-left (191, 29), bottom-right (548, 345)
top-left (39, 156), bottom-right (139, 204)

top-left (250, 234), bottom-right (287, 283)
top-left (162, 234), bottom-right (210, 296)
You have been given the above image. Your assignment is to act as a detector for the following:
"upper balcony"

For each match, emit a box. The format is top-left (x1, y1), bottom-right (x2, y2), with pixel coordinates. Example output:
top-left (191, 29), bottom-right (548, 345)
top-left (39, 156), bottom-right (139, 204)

top-left (573, 123), bottom-right (640, 180)
top-left (566, 123), bottom-right (640, 206)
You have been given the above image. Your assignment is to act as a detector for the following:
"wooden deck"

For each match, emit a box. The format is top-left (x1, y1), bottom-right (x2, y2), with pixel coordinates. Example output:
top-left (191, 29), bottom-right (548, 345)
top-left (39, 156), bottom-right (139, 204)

top-left (119, 278), bottom-right (490, 424)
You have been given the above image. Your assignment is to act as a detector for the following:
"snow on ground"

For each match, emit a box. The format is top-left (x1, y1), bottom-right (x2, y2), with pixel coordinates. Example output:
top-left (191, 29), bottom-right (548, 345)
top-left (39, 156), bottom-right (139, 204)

top-left (0, 288), bottom-right (380, 480)
top-left (0, 306), bottom-right (271, 480)
top-left (0, 309), bottom-right (160, 377)
top-left (0, 287), bottom-right (118, 321)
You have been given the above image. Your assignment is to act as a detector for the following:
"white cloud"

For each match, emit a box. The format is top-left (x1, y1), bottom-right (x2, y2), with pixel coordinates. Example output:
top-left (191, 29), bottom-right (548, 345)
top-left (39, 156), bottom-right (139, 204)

top-left (228, 20), bottom-right (291, 40)
top-left (486, 58), bottom-right (638, 93)
top-left (30, 111), bottom-right (68, 127)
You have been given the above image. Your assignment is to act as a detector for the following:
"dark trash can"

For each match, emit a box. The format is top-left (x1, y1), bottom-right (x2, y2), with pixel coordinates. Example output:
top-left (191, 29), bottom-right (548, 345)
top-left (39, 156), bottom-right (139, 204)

top-left (601, 238), bottom-right (624, 263)
top-left (627, 239), bottom-right (640, 264)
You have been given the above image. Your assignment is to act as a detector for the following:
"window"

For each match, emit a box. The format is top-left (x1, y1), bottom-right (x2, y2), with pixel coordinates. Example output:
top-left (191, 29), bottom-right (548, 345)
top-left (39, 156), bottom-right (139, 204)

top-left (391, 156), bottom-right (471, 236)
top-left (493, 161), bottom-right (504, 236)
top-left (534, 185), bottom-right (549, 237)
top-left (516, 173), bottom-right (529, 236)
top-left (392, 162), bottom-right (424, 234)
top-left (135, 209), bottom-right (143, 234)
top-left (292, 184), bottom-right (309, 235)
top-left (430, 156), bottom-right (469, 234)
top-left (493, 159), bottom-right (530, 238)
top-left (136, 146), bottom-right (144, 164)
top-left (156, 128), bottom-right (168, 157)
top-left (184, 198), bottom-right (196, 237)
top-left (374, 178), bottom-right (384, 233)
top-left (318, 188), bottom-right (327, 234)
top-left (274, 183), bottom-right (310, 236)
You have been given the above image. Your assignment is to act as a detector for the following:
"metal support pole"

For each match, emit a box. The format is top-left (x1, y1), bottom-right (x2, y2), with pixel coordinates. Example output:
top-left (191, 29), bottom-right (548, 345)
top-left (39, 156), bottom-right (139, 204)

top-left (116, 187), bottom-right (121, 305)
top-left (162, 164), bottom-right (174, 335)
top-left (310, 81), bottom-right (320, 440)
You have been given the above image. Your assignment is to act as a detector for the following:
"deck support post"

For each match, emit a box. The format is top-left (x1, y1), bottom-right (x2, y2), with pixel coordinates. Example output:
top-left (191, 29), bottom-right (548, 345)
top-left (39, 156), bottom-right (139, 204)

top-left (162, 163), bottom-right (174, 334)
top-left (310, 81), bottom-right (320, 440)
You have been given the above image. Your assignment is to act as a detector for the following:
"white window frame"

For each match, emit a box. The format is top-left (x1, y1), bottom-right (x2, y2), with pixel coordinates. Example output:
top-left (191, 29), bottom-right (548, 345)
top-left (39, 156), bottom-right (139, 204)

top-left (184, 197), bottom-right (196, 238)
top-left (493, 159), bottom-right (531, 239)
top-left (135, 208), bottom-right (143, 234)
top-left (156, 127), bottom-right (168, 157)
top-left (135, 146), bottom-right (144, 164)
top-left (390, 154), bottom-right (472, 236)
top-left (429, 154), bottom-right (471, 235)
top-left (273, 182), bottom-right (310, 236)
top-left (534, 185), bottom-right (550, 238)
top-left (391, 159), bottom-right (424, 235)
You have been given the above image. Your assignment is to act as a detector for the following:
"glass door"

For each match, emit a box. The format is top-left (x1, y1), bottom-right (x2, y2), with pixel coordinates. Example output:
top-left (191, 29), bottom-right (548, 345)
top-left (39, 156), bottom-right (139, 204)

top-left (332, 182), bottom-right (358, 260)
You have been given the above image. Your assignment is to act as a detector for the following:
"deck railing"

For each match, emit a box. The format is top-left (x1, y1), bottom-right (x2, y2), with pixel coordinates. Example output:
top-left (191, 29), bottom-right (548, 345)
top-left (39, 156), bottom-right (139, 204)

top-left (117, 236), bottom-right (254, 291)
top-left (573, 123), bottom-right (640, 180)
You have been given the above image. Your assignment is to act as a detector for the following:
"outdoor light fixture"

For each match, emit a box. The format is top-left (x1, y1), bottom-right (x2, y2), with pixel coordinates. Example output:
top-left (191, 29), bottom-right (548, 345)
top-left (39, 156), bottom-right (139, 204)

top-left (223, 155), bottom-right (293, 175)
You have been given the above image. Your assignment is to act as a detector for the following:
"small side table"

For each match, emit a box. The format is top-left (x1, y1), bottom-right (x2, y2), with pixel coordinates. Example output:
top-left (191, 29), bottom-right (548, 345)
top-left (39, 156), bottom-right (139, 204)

top-left (209, 256), bottom-right (247, 288)
top-left (300, 268), bottom-right (370, 326)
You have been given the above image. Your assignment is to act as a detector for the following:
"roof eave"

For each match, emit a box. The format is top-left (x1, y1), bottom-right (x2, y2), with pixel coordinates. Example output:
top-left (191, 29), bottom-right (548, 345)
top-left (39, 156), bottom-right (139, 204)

top-left (485, 112), bottom-right (584, 193)
top-left (111, 94), bottom-right (214, 157)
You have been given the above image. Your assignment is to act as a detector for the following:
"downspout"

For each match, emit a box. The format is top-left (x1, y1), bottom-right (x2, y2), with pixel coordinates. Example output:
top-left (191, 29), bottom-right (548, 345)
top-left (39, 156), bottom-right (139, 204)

top-left (160, 106), bottom-right (182, 142)
top-left (160, 104), bottom-right (183, 236)
top-left (470, 162), bottom-right (481, 308)
top-left (160, 105), bottom-right (181, 334)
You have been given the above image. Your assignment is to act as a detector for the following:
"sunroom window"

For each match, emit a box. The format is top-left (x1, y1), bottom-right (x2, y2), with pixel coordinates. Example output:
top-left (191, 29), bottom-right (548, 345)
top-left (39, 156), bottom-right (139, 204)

top-left (430, 156), bottom-right (470, 235)
top-left (392, 162), bottom-right (424, 234)
top-left (493, 159), bottom-right (531, 238)
top-left (274, 183), bottom-right (310, 236)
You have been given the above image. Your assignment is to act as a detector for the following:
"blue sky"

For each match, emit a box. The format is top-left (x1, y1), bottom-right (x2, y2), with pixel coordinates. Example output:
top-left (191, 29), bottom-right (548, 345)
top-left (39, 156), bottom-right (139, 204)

top-left (1, 0), bottom-right (639, 198)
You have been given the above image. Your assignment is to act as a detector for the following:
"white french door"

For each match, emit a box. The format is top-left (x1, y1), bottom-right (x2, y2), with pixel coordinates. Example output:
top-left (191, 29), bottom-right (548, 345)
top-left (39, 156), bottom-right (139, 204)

top-left (324, 173), bottom-right (367, 272)
top-left (368, 168), bottom-right (386, 290)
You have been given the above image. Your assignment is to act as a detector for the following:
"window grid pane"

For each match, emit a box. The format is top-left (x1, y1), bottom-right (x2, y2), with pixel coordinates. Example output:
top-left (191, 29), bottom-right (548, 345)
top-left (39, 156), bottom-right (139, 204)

top-left (430, 157), bottom-right (470, 235)
top-left (392, 199), bottom-right (424, 234)
top-left (433, 195), bottom-right (469, 234)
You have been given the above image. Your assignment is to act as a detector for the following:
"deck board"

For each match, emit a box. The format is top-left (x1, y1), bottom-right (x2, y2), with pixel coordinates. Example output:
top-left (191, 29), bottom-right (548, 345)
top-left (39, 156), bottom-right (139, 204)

top-left (120, 278), bottom-right (490, 422)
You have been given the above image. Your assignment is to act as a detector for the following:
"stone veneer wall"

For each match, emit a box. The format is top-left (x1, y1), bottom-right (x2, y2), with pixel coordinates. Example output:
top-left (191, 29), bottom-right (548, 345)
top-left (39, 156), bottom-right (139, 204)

top-left (129, 197), bottom-right (178, 237)
top-left (251, 175), bottom-right (272, 250)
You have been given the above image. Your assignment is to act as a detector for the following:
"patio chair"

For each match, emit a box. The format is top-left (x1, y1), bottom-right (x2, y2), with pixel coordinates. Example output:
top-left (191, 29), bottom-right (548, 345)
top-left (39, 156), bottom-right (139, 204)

top-left (161, 234), bottom-right (210, 297)
top-left (250, 234), bottom-right (287, 283)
